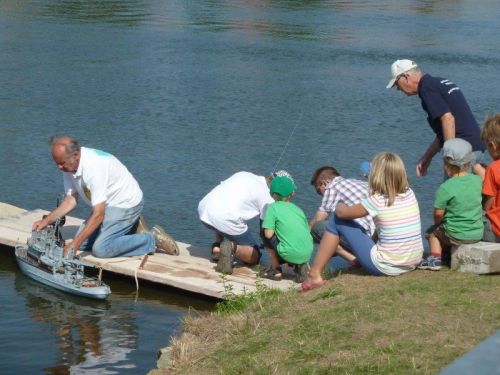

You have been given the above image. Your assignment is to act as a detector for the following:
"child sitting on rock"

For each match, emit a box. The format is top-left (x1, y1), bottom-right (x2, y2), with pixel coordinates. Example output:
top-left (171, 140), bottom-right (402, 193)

top-left (261, 176), bottom-right (313, 282)
top-left (419, 138), bottom-right (484, 271)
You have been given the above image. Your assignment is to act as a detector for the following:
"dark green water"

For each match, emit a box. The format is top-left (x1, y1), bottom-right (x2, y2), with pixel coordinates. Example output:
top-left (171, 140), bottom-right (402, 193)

top-left (0, 0), bottom-right (498, 372)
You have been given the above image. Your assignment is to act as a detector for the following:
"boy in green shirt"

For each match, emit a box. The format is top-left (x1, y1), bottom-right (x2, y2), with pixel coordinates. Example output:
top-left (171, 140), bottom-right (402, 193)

top-left (262, 176), bottom-right (313, 282)
top-left (419, 138), bottom-right (484, 271)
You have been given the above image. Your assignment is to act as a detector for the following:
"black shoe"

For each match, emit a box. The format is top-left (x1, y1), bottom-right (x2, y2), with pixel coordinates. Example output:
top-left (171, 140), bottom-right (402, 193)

top-left (216, 241), bottom-right (234, 274)
top-left (293, 263), bottom-right (310, 283)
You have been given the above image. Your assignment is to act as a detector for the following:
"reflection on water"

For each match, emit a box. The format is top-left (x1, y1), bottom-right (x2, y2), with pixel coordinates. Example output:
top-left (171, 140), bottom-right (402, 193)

top-left (41, 0), bottom-right (151, 25)
top-left (1, 249), bottom-right (212, 373)
top-left (16, 274), bottom-right (136, 374)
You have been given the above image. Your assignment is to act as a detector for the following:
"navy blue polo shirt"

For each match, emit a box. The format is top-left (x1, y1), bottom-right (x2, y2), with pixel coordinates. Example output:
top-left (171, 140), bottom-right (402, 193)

top-left (418, 74), bottom-right (485, 152)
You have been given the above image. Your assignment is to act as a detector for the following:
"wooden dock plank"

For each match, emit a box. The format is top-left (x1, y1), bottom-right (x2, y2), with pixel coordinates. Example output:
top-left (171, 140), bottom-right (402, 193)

top-left (0, 202), bottom-right (296, 299)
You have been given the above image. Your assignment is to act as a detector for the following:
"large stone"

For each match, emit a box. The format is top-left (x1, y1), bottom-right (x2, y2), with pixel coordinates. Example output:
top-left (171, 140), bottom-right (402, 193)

top-left (451, 241), bottom-right (500, 274)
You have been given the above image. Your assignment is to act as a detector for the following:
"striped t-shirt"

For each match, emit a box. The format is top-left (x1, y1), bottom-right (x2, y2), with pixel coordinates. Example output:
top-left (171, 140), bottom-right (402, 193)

top-left (362, 188), bottom-right (423, 276)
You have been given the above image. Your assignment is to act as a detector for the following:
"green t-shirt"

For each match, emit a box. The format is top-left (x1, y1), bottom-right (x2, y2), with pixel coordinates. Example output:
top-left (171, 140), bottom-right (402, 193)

top-left (262, 201), bottom-right (313, 264)
top-left (434, 174), bottom-right (483, 240)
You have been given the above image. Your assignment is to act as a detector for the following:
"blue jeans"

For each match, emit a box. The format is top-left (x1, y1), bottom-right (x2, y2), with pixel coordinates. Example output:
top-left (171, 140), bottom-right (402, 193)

top-left (312, 218), bottom-right (356, 252)
top-left (78, 201), bottom-right (155, 258)
top-left (483, 214), bottom-right (500, 243)
top-left (326, 215), bottom-right (383, 276)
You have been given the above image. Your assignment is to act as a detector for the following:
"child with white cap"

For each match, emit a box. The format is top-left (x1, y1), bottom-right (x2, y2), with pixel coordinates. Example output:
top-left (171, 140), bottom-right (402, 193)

top-left (419, 138), bottom-right (484, 271)
top-left (261, 175), bottom-right (313, 282)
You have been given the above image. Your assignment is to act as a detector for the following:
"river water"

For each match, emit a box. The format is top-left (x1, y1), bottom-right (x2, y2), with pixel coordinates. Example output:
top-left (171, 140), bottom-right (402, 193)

top-left (0, 0), bottom-right (498, 373)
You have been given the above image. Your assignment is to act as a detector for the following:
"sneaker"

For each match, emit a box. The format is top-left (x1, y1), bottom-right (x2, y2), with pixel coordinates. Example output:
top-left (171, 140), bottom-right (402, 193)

top-left (136, 215), bottom-right (149, 233)
top-left (216, 240), bottom-right (234, 274)
top-left (418, 255), bottom-right (442, 271)
top-left (151, 225), bottom-right (180, 256)
top-left (259, 265), bottom-right (283, 281)
top-left (293, 263), bottom-right (310, 283)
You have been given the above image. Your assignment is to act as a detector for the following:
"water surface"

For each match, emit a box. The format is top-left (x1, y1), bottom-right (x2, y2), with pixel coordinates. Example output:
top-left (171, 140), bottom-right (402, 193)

top-left (0, 0), bottom-right (498, 372)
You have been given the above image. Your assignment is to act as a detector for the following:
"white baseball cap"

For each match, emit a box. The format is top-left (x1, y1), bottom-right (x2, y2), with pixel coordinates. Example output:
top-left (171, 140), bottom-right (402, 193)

top-left (386, 59), bottom-right (418, 89)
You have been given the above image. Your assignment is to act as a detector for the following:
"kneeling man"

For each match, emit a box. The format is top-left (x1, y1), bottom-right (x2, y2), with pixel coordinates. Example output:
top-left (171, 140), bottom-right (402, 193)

top-left (32, 136), bottom-right (178, 258)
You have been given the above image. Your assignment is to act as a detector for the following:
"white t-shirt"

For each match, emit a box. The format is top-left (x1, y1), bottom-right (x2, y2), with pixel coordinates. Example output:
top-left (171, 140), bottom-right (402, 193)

top-left (198, 172), bottom-right (273, 236)
top-left (63, 147), bottom-right (143, 209)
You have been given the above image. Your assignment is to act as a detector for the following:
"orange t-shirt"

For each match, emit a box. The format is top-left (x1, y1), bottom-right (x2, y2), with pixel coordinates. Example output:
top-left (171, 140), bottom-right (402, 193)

top-left (482, 160), bottom-right (500, 236)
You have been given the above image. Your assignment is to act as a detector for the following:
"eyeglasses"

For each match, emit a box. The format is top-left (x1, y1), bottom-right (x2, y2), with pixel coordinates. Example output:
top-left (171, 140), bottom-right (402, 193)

top-left (395, 73), bottom-right (407, 87)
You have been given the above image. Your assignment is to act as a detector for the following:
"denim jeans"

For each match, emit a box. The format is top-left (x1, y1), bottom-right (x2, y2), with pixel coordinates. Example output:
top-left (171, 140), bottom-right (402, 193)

top-left (326, 215), bottom-right (383, 276)
top-left (78, 201), bottom-right (155, 258)
top-left (483, 214), bottom-right (500, 243)
top-left (311, 218), bottom-right (354, 251)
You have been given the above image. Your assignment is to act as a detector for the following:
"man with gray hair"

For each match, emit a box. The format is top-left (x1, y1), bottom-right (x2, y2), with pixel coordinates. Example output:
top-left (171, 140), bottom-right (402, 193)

top-left (32, 136), bottom-right (179, 258)
top-left (387, 59), bottom-right (486, 177)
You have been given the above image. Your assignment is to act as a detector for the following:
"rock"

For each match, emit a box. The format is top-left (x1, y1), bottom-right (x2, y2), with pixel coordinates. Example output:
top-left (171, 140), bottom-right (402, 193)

top-left (451, 242), bottom-right (500, 274)
top-left (156, 346), bottom-right (174, 369)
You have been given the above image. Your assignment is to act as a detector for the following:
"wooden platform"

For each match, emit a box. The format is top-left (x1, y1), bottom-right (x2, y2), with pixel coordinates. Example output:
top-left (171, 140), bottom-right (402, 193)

top-left (0, 202), bottom-right (296, 299)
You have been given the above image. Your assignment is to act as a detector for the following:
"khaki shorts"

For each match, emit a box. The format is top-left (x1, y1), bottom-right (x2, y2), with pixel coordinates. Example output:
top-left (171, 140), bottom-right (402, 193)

top-left (425, 224), bottom-right (479, 247)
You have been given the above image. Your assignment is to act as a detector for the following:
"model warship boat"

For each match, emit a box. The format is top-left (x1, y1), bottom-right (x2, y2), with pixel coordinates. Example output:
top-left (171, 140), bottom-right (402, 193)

top-left (15, 217), bottom-right (111, 300)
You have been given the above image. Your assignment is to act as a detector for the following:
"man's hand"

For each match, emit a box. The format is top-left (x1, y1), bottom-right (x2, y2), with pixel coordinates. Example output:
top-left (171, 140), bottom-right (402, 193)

top-left (63, 241), bottom-right (74, 257)
top-left (416, 157), bottom-right (432, 177)
top-left (32, 193), bottom-right (78, 231)
top-left (32, 218), bottom-right (49, 231)
top-left (417, 137), bottom-right (441, 177)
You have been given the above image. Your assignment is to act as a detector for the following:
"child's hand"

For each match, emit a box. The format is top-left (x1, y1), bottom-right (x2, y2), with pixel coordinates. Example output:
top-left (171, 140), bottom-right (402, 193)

top-left (472, 163), bottom-right (486, 180)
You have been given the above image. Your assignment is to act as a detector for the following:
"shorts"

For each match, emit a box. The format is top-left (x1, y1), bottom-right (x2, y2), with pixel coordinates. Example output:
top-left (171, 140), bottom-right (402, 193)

top-left (203, 223), bottom-right (261, 253)
top-left (425, 224), bottom-right (479, 247)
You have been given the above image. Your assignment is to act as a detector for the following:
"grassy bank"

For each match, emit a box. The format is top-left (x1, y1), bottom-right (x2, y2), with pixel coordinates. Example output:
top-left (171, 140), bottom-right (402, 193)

top-left (151, 269), bottom-right (499, 374)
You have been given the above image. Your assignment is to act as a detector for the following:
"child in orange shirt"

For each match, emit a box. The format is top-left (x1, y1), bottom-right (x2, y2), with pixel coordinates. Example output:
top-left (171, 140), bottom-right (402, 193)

top-left (480, 114), bottom-right (500, 242)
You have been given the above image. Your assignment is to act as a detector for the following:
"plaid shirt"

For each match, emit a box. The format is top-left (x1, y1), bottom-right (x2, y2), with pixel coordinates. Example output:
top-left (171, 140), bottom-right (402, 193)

top-left (319, 176), bottom-right (375, 235)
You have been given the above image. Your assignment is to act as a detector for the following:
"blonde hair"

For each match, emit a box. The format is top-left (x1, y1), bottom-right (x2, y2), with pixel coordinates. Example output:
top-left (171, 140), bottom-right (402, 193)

top-left (481, 114), bottom-right (500, 146)
top-left (444, 158), bottom-right (468, 175)
top-left (368, 152), bottom-right (409, 206)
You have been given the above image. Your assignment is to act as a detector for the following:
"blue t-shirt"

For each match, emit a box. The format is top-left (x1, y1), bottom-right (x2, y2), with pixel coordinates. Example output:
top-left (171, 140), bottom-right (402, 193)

top-left (418, 74), bottom-right (485, 151)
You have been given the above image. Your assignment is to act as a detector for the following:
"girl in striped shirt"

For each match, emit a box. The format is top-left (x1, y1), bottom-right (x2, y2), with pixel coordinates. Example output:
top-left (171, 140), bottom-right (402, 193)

top-left (302, 152), bottom-right (424, 291)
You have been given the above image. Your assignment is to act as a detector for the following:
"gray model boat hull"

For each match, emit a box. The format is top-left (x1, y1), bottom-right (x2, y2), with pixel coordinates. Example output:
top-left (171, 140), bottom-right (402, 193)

top-left (15, 249), bottom-right (111, 300)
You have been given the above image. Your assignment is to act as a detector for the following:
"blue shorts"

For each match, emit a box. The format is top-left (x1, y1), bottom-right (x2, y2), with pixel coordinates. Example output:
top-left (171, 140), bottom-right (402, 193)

top-left (203, 223), bottom-right (260, 250)
top-left (326, 214), bottom-right (383, 276)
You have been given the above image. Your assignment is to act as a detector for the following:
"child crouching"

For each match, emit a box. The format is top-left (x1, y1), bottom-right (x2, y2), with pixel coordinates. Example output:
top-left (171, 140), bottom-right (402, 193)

top-left (419, 139), bottom-right (484, 271)
top-left (261, 176), bottom-right (313, 282)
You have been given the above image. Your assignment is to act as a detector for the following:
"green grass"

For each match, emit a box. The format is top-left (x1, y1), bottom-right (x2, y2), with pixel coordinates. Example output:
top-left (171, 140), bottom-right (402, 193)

top-left (153, 269), bottom-right (500, 375)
